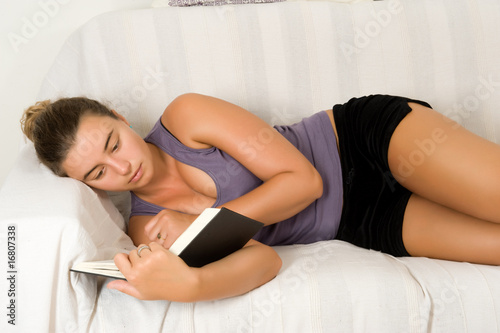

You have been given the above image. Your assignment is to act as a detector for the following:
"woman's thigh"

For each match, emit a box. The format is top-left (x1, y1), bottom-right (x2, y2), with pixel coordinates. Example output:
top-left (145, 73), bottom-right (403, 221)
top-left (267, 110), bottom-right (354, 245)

top-left (388, 102), bottom-right (500, 223)
top-left (403, 194), bottom-right (500, 265)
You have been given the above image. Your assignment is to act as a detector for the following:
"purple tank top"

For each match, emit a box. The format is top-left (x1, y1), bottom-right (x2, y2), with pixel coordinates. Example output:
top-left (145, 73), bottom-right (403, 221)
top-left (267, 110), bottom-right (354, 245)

top-left (130, 111), bottom-right (343, 246)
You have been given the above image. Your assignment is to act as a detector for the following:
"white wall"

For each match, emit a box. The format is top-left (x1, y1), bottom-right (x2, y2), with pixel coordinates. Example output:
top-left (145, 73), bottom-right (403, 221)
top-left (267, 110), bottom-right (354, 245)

top-left (0, 0), bottom-right (152, 189)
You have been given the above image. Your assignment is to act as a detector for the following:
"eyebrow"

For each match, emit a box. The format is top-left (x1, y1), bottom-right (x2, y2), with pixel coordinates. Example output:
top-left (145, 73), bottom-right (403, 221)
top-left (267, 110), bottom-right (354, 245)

top-left (82, 129), bottom-right (114, 181)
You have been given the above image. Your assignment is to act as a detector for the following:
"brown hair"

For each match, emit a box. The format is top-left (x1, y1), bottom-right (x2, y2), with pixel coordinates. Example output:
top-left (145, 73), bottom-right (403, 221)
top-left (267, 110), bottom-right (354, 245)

top-left (20, 97), bottom-right (118, 176)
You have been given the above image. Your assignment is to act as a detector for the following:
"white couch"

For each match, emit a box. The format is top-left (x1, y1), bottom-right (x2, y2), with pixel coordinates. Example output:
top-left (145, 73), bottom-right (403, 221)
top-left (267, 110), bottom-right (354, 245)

top-left (2, 0), bottom-right (500, 332)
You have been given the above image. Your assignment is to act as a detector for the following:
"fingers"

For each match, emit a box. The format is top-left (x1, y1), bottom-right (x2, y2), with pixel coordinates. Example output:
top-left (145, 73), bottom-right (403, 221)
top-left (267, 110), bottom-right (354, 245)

top-left (113, 252), bottom-right (132, 274)
top-left (144, 215), bottom-right (160, 241)
top-left (129, 242), bottom-right (166, 261)
top-left (132, 244), bottom-right (153, 265)
top-left (137, 244), bottom-right (152, 257)
top-left (155, 231), bottom-right (169, 247)
top-left (143, 210), bottom-right (196, 250)
top-left (108, 244), bottom-right (160, 300)
top-left (108, 243), bottom-right (184, 301)
top-left (144, 215), bottom-right (171, 248)
top-left (115, 244), bottom-right (153, 273)
top-left (107, 280), bottom-right (143, 299)
top-left (148, 241), bottom-right (167, 252)
top-left (144, 213), bottom-right (168, 244)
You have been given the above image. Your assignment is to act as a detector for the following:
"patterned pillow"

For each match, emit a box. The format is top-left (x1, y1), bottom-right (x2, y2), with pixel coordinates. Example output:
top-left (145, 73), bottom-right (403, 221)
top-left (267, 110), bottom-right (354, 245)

top-left (153, 0), bottom-right (282, 6)
top-left (152, 0), bottom-right (370, 7)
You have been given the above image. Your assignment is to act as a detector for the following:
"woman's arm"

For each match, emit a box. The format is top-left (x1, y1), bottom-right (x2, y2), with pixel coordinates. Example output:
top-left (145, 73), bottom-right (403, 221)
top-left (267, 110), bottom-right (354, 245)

top-left (107, 240), bottom-right (282, 302)
top-left (130, 93), bottom-right (323, 248)
top-left (128, 215), bottom-right (154, 246)
top-left (163, 93), bottom-right (323, 225)
top-left (128, 212), bottom-right (197, 248)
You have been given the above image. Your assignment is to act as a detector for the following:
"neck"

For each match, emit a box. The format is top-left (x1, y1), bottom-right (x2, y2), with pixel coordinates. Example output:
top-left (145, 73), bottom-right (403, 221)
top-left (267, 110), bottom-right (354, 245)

top-left (133, 143), bottom-right (175, 198)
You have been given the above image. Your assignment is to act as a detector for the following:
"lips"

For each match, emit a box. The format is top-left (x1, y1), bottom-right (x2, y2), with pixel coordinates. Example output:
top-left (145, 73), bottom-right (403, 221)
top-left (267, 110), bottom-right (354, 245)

top-left (129, 165), bottom-right (143, 183)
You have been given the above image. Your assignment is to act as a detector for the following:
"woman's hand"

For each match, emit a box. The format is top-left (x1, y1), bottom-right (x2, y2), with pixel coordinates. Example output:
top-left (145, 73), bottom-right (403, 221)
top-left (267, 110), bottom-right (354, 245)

top-left (107, 240), bottom-right (282, 302)
top-left (143, 210), bottom-right (198, 249)
top-left (107, 242), bottom-right (201, 302)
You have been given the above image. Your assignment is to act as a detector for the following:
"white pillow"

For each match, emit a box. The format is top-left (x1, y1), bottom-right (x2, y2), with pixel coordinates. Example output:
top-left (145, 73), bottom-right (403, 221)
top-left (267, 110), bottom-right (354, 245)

top-left (0, 143), bottom-right (135, 331)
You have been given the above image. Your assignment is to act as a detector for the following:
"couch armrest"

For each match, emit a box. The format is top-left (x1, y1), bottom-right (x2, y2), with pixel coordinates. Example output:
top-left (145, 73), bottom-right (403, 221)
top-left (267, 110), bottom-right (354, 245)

top-left (0, 144), bottom-right (134, 332)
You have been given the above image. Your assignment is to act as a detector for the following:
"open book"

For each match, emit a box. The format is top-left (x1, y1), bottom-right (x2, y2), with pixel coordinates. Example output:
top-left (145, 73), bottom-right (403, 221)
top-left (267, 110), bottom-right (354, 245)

top-left (70, 207), bottom-right (264, 279)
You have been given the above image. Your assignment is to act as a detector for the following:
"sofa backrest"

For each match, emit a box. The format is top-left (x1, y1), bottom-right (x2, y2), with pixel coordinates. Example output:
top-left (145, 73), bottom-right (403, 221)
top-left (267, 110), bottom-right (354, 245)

top-left (37, 0), bottom-right (500, 142)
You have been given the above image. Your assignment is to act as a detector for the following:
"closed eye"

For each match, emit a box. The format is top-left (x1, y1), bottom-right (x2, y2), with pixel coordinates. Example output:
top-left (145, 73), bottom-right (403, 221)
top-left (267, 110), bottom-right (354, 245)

top-left (94, 168), bottom-right (105, 180)
top-left (112, 140), bottom-right (119, 152)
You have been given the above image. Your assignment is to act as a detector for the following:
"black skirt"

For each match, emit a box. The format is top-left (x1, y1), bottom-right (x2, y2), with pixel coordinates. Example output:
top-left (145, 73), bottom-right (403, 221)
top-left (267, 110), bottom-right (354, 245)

top-left (333, 94), bottom-right (432, 257)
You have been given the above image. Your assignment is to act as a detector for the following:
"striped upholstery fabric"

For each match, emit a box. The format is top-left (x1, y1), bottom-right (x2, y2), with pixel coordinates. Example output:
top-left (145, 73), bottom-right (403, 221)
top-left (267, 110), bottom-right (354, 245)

top-left (40, 0), bottom-right (500, 141)
top-left (8, 0), bottom-right (500, 331)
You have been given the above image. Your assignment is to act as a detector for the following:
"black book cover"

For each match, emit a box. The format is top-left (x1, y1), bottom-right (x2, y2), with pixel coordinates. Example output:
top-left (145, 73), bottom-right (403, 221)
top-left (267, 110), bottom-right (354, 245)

top-left (176, 207), bottom-right (264, 267)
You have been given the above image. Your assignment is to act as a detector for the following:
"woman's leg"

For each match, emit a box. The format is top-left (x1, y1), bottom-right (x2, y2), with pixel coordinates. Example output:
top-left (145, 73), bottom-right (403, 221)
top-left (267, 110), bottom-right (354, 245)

top-left (388, 102), bottom-right (500, 264)
top-left (403, 194), bottom-right (500, 265)
top-left (389, 102), bottom-right (500, 224)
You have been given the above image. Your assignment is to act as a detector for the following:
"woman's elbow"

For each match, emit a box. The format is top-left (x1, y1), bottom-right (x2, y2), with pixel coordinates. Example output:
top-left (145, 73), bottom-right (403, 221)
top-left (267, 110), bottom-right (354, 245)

top-left (273, 250), bottom-right (283, 274)
top-left (309, 168), bottom-right (324, 200)
top-left (265, 248), bottom-right (282, 283)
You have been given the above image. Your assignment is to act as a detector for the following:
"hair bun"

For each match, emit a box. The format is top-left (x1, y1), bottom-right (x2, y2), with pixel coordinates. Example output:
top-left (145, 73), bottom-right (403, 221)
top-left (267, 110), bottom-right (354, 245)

top-left (20, 100), bottom-right (51, 142)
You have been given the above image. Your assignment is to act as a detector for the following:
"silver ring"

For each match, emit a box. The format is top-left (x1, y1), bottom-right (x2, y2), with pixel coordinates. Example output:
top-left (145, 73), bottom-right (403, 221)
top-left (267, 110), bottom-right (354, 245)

top-left (137, 245), bottom-right (150, 258)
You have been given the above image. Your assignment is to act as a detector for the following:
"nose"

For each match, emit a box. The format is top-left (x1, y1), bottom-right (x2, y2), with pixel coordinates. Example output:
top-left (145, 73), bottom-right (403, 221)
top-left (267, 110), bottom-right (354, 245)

top-left (109, 157), bottom-right (131, 175)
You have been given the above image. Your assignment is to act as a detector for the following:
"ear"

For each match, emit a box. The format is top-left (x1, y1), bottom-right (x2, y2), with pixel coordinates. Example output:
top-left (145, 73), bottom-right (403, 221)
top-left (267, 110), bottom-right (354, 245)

top-left (111, 109), bottom-right (131, 127)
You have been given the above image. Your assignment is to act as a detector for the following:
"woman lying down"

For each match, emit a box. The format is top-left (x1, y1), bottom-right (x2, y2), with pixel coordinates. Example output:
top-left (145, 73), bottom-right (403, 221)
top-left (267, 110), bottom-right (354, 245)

top-left (21, 93), bottom-right (500, 302)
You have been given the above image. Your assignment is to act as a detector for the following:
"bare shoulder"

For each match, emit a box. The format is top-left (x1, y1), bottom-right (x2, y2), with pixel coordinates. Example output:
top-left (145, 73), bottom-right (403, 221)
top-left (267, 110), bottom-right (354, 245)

top-left (162, 93), bottom-right (206, 121)
top-left (160, 93), bottom-right (211, 149)
top-left (160, 93), bottom-right (268, 149)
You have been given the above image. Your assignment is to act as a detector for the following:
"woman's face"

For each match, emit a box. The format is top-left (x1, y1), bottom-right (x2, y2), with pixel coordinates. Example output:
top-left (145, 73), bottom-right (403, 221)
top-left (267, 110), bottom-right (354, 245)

top-left (62, 113), bottom-right (153, 192)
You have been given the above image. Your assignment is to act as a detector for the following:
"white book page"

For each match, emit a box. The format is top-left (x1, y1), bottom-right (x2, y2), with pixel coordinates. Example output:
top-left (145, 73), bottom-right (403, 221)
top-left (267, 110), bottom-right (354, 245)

top-left (73, 260), bottom-right (118, 270)
top-left (169, 208), bottom-right (220, 255)
top-left (71, 260), bottom-right (125, 279)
